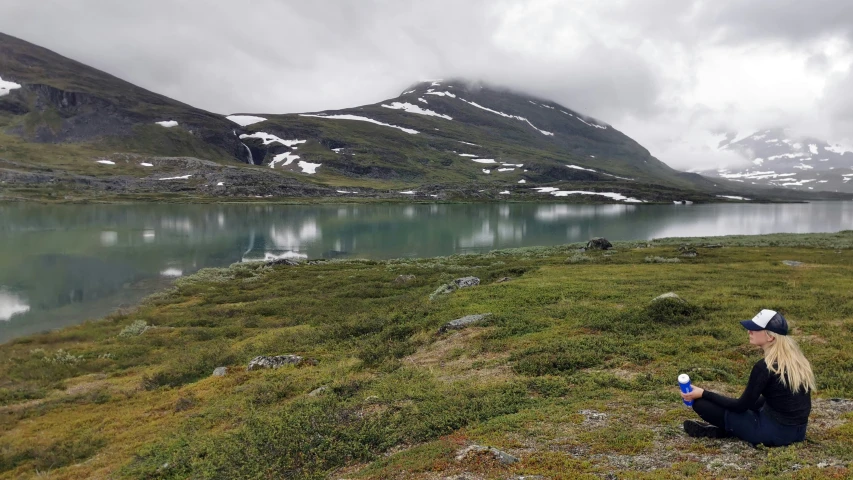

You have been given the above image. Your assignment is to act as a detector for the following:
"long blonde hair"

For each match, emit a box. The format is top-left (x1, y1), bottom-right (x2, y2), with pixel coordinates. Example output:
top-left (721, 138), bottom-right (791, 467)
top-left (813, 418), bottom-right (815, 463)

top-left (764, 331), bottom-right (817, 393)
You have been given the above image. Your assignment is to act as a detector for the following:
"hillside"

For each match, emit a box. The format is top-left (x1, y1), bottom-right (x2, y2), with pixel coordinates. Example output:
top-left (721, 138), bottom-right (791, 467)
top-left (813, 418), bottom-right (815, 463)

top-left (1, 32), bottom-right (851, 203)
top-left (699, 128), bottom-right (853, 193)
top-left (1, 232), bottom-right (852, 478)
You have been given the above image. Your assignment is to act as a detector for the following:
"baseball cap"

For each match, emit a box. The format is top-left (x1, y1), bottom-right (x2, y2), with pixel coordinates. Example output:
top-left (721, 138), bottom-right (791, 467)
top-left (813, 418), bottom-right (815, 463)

top-left (740, 309), bottom-right (789, 335)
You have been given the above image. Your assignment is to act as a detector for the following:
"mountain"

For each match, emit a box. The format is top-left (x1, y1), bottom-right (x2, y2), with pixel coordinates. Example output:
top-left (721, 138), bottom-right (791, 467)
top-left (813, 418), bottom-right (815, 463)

top-left (700, 128), bottom-right (853, 193)
top-left (1, 32), bottom-right (850, 203)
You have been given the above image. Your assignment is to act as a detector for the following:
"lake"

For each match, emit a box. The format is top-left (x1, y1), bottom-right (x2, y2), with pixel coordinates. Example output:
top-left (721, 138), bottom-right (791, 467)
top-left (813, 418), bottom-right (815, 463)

top-left (1, 201), bottom-right (852, 342)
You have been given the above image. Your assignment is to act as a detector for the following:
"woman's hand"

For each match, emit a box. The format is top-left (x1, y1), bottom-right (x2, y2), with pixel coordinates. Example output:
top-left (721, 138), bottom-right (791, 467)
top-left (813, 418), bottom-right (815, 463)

top-left (681, 386), bottom-right (705, 401)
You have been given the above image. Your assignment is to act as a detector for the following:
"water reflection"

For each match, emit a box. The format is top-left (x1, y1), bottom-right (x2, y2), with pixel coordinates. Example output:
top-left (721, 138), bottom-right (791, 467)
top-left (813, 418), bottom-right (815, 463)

top-left (0, 290), bottom-right (29, 321)
top-left (1, 201), bottom-right (852, 342)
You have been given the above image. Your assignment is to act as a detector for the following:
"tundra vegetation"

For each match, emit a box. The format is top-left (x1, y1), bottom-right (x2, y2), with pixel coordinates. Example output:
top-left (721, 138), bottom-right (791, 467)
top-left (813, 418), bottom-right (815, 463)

top-left (1, 232), bottom-right (852, 479)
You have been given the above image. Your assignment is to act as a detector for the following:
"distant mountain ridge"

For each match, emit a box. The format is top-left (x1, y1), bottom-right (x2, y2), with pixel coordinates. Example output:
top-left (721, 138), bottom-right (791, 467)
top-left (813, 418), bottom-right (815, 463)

top-left (1, 31), bottom-right (850, 203)
top-left (700, 128), bottom-right (853, 193)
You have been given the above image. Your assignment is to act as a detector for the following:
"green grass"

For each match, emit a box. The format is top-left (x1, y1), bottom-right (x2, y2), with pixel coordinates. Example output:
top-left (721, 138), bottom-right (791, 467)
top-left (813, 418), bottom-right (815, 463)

top-left (0, 233), bottom-right (852, 478)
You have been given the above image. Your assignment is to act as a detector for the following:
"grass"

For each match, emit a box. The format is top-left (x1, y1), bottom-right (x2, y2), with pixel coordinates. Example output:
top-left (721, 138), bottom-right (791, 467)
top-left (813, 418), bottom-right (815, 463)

top-left (0, 232), bottom-right (852, 478)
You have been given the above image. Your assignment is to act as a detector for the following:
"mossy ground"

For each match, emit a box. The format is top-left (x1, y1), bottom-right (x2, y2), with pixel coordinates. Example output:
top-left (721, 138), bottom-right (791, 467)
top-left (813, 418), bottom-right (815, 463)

top-left (1, 233), bottom-right (852, 479)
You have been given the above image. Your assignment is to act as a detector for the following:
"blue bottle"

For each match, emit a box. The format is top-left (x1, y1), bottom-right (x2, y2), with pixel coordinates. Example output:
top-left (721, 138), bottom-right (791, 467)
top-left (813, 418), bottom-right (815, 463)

top-left (678, 373), bottom-right (693, 406)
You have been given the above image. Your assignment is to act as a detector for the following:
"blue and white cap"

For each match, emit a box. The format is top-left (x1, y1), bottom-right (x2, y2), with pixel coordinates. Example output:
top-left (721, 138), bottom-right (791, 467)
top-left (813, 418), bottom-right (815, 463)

top-left (740, 309), bottom-right (789, 335)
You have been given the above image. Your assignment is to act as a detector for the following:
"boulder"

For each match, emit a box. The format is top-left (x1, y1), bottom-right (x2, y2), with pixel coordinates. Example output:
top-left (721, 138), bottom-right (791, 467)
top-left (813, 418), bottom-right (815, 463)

top-left (393, 274), bottom-right (416, 284)
top-left (247, 355), bottom-right (312, 371)
top-left (439, 313), bottom-right (492, 333)
top-left (455, 445), bottom-right (518, 465)
top-left (212, 367), bottom-right (227, 377)
top-left (652, 292), bottom-right (687, 304)
top-left (267, 258), bottom-right (300, 266)
top-left (782, 260), bottom-right (804, 267)
top-left (454, 276), bottom-right (480, 288)
top-left (587, 237), bottom-right (612, 250)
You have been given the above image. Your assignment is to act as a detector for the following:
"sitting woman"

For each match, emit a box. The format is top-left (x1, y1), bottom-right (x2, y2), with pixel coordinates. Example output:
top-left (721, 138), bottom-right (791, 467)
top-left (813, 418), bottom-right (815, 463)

top-left (680, 309), bottom-right (815, 446)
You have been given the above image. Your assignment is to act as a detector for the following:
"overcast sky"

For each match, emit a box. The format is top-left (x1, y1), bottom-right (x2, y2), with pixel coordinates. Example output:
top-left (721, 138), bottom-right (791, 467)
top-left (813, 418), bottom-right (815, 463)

top-left (2, 0), bottom-right (853, 170)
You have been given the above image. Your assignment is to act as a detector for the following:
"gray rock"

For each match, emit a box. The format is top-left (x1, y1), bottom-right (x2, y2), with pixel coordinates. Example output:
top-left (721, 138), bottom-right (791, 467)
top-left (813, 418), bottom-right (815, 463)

top-left (782, 260), bottom-right (804, 267)
top-left (247, 355), bottom-right (309, 371)
top-left (267, 258), bottom-right (300, 266)
top-left (495, 276), bottom-right (512, 283)
top-left (308, 386), bottom-right (328, 397)
top-left (393, 274), bottom-right (416, 284)
top-left (587, 237), bottom-right (613, 250)
top-left (511, 476), bottom-right (546, 480)
top-left (455, 445), bottom-right (519, 465)
top-left (212, 367), bottom-right (227, 377)
top-left (454, 276), bottom-right (480, 288)
top-left (439, 313), bottom-right (492, 333)
top-left (652, 292), bottom-right (686, 304)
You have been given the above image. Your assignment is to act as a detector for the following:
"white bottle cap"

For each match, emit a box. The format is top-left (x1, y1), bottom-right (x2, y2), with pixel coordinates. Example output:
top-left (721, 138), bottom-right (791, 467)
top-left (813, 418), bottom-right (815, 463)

top-left (678, 374), bottom-right (690, 384)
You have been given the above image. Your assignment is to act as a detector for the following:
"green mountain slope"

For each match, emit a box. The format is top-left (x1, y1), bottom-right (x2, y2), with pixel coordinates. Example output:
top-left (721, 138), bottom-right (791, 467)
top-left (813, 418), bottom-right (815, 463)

top-left (1, 32), bottom-right (850, 203)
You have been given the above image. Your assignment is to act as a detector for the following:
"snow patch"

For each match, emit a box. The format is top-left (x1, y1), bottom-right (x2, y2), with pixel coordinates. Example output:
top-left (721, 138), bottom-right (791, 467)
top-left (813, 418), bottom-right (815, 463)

top-left (417, 97), bottom-right (428, 104)
top-left (96, 160), bottom-right (115, 165)
top-left (381, 102), bottom-right (452, 120)
top-left (793, 164), bottom-right (814, 170)
top-left (457, 98), bottom-right (554, 136)
top-left (159, 175), bottom-right (192, 180)
top-left (499, 190), bottom-right (510, 195)
top-left (532, 188), bottom-right (643, 202)
top-left (482, 169), bottom-right (491, 174)
top-left (575, 116), bottom-right (608, 129)
top-left (518, 179), bottom-right (526, 184)
top-left (399, 190), bottom-right (416, 194)
top-left (809, 144), bottom-right (819, 155)
top-left (425, 90), bottom-right (457, 98)
top-left (300, 114), bottom-right (419, 134)
top-left (567, 164), bottom-right (596, 172)
top-left (0, 75), bottom-right (22, 97)
top-left (298, 161), bottom-right (321, 174)
top-left (497, 168), bottom-right (515, 172)
top-left (270, 152), bottom-right (300, 168)
top-left (216, 182), bottom-right (224, 186)
top-left (226, 115), bottom-right (267, 126)
top-left (826, 144), bottom-right (853, 155)
top-left (140, 162), bottom-right (153, 167)
top-left (716, 195), bottom-right (751, 201)
top-left (472, 159), bottom-right (497, 164)
top-left (240, 132), bottom-right (306, 148)
top-left (459, 153), bottom-right (478, 157)
top-left (155, 120), bottom-right (178, 128)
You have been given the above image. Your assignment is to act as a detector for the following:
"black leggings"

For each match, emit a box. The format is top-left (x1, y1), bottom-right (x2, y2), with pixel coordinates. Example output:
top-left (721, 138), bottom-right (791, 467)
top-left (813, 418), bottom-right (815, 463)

top-left (692, 398), bottom-right (726, 428)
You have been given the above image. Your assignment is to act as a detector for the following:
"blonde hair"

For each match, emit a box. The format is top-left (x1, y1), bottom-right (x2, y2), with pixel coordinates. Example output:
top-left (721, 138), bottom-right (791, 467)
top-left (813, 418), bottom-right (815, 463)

top-left (764, 331), bottom-right (817, 393)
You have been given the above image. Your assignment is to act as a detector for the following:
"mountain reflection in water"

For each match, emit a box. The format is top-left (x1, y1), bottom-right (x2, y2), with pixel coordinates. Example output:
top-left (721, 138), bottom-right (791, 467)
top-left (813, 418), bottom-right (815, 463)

top-left (0, 201), bottom-right (851, 342)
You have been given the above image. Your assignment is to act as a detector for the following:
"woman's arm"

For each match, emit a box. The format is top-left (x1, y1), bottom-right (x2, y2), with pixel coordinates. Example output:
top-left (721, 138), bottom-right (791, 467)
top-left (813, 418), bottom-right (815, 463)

top-left (701, 361), bottom-right (769, 413)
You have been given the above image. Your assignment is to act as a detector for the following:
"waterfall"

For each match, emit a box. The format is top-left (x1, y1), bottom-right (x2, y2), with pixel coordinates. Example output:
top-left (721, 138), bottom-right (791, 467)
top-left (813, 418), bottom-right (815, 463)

top-left (241, 142), bottom-right (254, 164)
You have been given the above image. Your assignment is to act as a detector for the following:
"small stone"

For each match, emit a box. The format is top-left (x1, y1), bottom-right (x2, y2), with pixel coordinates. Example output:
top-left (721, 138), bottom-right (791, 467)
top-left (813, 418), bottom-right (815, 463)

top-left (455, 445), bottom-right (518, 465)
top-left (587, 237), bottom-right (613, 250)
top-left (495, 277), bottom-right (512, 283)
top-left (267, 258), bottom-right (300, 266)
top-left (393, 274), bottom-right (416, 284)
top-left (651, 292), bottom-right (686, 304)
top-left (439, 313), bottom-right (492, 333)
top-left (212, 367), bottom-right (227, 377)
top-left (308, 386), bottom-right (328, 397)
top-left (782, 260), bottom-right (804, 267)
top-left (454, 276), bottom-right (480, 288)
top-left (247, 355), bottom-right (309, 371)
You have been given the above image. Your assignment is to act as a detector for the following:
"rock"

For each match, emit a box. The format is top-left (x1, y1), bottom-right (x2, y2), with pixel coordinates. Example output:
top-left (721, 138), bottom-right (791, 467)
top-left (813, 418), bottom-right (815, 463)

top-left (267, 258), bottom-right (300, 266)
top-left (308, 386), bottom-right (328, 397)
top-left (454, 276), bottom-right (480, 288)
top-left (681, 252), bottom-right (698, 258)
top-left (247, 355), bottom-right (312, 371)
top-left (212, 367), bottom-right (227, 377)
top-left (651, 292), bottom-right (687, 304)
top-left (587, 237), bottom-right (613, 250)
top-left (393, 274), bottom-right (416, 284)
top-left (704, 244), bottom-right (722, 248)
top-left (455, 445), bottom-right (519, 465)
top-left (577, 247), bottom-right (587, 253)
top-left (782, 260), bottom-right (804, 267)
top-left (511, 476), bottom-right (546, 480)
top-left (439, 313), bottom-right (492, 333)
top-left (678, 244), bottom-right (698, 257)
top-left (495, 277), bottom-right (512, 283)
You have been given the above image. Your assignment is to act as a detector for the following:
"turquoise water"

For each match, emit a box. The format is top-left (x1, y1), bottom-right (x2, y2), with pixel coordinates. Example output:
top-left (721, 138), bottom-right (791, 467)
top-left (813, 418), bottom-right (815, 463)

top-left (1, 201), bottom-right (851, 342)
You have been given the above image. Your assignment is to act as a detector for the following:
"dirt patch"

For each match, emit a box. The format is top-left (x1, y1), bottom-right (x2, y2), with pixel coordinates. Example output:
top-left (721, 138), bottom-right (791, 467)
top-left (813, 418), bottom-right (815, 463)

top-left (405, 327), bottom-right (514, 383)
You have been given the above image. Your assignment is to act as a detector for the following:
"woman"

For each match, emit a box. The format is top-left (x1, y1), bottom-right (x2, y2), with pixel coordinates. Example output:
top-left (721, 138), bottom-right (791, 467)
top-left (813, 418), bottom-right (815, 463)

top-left (680, 309), bottom-right (816, 446)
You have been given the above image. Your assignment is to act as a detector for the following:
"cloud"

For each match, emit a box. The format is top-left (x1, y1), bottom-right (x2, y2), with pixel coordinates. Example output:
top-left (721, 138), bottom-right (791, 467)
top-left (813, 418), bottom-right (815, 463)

top-left (1, 0), bottom-right (852, 170)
